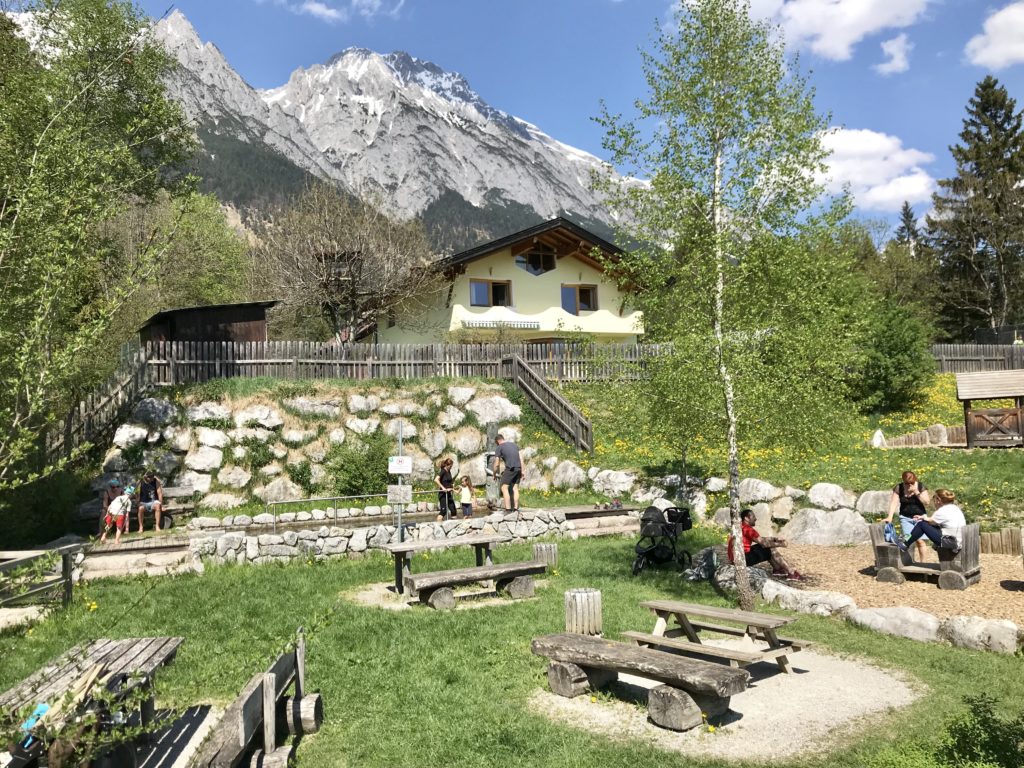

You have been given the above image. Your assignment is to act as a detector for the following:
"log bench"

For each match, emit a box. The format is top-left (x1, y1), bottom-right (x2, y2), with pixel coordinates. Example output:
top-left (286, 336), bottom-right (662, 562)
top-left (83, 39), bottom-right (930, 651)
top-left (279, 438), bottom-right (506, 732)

top-left (869, 522), bottom-right (981, 590)
top-left (404, 560), bottom-right (547, 609)
top-left (531, 633), bottom-right (749, 732)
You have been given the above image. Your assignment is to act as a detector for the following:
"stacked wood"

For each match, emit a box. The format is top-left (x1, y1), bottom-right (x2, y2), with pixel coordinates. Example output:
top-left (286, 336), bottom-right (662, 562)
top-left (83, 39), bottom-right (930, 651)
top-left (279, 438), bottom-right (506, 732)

top-left (979, 528), bottom-right (1024, 555)
top-left (533, 543), bottom-right (558, 567)
top-left (564, 588), bottom-right (602, 636)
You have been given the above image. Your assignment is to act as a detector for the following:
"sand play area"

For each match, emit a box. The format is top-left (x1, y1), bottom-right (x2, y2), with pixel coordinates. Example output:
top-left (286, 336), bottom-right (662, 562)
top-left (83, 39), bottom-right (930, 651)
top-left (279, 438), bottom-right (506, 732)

top-left (530, 638), bottom-right (922, 762)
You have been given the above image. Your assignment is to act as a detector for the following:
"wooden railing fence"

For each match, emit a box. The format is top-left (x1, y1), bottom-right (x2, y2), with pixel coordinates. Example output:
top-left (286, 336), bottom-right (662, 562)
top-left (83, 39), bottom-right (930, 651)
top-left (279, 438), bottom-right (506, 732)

top-left (502, 355), bottom-right (593, 454)
top-left (931, 344), bottom-right (1024, 373)
top-left (979, 527), bottom-right (1023, 557)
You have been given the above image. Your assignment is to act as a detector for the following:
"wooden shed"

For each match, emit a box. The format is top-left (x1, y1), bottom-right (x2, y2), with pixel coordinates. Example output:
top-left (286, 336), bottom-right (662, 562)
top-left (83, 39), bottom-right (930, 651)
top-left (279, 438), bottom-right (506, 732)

top-left (139, 301), bottom-right (278, 344)
top-left (956, 370), bottom-right (1024, 448)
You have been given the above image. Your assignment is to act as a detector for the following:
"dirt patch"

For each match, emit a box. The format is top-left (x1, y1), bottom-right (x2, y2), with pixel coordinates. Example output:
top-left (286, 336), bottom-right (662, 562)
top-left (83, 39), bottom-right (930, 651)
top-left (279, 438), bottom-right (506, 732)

top-left (789, 545), bottom-right (1024, 625)
top-left (530, 640), bottom-right (921, 762)
top-left (344, 580), bottom-right (550, 611)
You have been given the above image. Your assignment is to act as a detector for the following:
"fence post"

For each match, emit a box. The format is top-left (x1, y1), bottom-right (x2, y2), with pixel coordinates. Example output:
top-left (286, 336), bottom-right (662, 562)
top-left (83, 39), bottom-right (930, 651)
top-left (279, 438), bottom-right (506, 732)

top-left (61, 551), bottom-right (73, 609)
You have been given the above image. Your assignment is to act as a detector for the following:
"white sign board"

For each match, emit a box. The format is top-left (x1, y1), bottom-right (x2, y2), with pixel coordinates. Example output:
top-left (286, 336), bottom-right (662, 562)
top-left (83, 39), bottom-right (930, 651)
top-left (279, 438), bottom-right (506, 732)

top-left (387, 484), bottom-right (413, 505)
top-left (388, 455), bottom-right (413, 475)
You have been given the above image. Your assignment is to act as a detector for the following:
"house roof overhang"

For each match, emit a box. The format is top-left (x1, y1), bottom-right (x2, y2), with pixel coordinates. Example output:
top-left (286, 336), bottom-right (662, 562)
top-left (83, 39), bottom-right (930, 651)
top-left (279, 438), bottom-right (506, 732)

top-left (139, 301), bottom-right (280, 330)
top-left (955, 370), bottom-right (1024, 401)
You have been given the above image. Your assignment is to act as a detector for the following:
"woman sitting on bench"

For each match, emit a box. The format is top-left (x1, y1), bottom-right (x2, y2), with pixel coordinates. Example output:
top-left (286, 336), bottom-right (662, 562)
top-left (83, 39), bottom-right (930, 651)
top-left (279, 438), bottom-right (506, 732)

top-left (898, 488), bottom-right (965, 557)
top-left (728, 509), bottom-right (803, 581)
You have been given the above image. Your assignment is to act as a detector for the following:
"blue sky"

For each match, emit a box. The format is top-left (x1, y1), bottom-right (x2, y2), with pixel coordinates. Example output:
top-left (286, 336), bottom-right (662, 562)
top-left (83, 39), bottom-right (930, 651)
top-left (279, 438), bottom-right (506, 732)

top-left (139, 0), bottom-right (1024, 222)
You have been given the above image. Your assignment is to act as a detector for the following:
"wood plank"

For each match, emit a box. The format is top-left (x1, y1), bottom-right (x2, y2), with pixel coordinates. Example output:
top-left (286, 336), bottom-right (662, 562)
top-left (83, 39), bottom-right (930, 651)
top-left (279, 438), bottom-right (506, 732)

top-left (406, 561), bottom-right (546, 592)
top-left (531, 633), bottom-right (749, 697)
top-left (382, 534), bottom-right (511, 554)
top-left (1001, 528), bottom-right (1015, 557)
top-left (622, 631), bottom-right (766, 664)
top-left (640, 600), bottom-right (794, 629)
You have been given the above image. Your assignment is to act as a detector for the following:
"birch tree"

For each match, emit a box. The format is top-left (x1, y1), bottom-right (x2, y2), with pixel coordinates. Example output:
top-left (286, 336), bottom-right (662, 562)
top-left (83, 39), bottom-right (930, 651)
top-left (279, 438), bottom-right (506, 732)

top-left (595, 0), bottom-right (860, 607)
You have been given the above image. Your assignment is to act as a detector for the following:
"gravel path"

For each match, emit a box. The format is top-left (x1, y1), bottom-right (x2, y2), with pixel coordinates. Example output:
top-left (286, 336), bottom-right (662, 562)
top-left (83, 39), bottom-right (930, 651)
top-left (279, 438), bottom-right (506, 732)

top-left (788, 544), bottom-right (1024, 625)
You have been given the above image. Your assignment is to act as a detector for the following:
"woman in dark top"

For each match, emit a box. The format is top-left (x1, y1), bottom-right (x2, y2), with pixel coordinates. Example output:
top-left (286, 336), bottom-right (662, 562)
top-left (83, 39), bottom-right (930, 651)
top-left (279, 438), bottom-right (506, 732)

top-left (885, 470), bottom-right (931, 561)
top-left (434, 457), bottom-right (457, 521)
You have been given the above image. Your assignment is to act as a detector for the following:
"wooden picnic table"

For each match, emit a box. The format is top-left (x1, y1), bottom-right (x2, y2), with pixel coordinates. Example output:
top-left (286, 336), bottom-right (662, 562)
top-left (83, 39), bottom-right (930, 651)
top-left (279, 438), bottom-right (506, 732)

top-left (382, 534), bottom-right (511, 594)
top-left (0, 636), bottom-right (183, 732)
top-left (637, 599), bottom-right (810, 674)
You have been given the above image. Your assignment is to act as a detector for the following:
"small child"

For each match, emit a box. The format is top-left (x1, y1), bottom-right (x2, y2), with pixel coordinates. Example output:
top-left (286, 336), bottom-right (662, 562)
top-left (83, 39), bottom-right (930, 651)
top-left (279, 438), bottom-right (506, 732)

top-left (100, 485), bottom-right (134, 546)
top-left (459, 476), bottom-right (475, 519)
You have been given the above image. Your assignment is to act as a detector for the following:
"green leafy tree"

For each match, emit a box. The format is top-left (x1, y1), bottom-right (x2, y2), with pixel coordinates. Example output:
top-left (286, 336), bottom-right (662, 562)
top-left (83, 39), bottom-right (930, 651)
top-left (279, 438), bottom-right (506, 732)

top-left (594, 0), bottom-right (863, 606)
top-left (928, 76), bottom-right (1024, 340)
top-left (0, 0), bottom-right (193, 489)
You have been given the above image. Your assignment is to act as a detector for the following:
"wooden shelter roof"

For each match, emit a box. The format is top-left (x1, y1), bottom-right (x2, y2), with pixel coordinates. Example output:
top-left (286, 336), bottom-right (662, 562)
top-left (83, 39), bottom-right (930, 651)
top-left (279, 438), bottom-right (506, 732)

top-left (139, 301), bottom-right (278, 330)
top-left (955, 370), bottom-right (1024, 401)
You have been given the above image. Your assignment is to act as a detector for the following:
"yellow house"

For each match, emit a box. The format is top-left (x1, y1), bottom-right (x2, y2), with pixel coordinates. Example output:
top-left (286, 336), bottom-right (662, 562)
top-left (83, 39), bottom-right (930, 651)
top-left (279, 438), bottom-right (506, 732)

top-left (376, 218), bottom-right (643, 343)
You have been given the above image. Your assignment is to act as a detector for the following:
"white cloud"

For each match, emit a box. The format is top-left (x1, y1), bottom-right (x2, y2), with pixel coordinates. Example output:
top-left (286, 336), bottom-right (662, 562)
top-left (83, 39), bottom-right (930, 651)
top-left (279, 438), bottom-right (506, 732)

top-left (875, 33), bottom-right (912, 74)
top-left (298, 1), bottom-right (346, 22)
top-left (747, 0), bottom-right (931, 61)
top-left (821, 128), bottom-right (936, 212)
top-left (256, 0), bottom-right (404, 24)
top-left (965, 2), bottom-right (1024, 70)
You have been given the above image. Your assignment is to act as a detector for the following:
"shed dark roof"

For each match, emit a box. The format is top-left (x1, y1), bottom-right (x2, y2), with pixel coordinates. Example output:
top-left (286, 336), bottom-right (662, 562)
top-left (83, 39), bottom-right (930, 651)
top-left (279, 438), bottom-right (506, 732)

top-left (955, 370), bottom-right (1024, 400)
top-left (139, 301), bottom-right (279, 330)
top-left (438, 217), bottom-right (622, 270)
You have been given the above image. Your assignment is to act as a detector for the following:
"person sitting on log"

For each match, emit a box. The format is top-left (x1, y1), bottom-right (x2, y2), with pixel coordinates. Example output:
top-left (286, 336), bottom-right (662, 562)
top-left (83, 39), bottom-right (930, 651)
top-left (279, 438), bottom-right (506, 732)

top-left (727, 508), bottom-right (803, 581)
top-left (898, 488), bottom-right (965, 556)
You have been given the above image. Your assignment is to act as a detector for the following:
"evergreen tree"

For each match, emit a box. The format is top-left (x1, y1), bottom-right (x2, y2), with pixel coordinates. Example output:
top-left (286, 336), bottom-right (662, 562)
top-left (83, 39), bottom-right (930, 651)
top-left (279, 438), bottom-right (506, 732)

top-left (894, 201), bottom-right (919, 251)
top-left (928, 76), bottom-right (1024, 339)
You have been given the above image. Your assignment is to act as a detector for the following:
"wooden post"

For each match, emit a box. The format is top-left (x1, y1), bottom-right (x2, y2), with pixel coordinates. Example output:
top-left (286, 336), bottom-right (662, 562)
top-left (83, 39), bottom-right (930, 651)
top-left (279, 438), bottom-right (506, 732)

top-left (565, 588), bottom-right (602, 636)
top-left (61, 551), bottom-right (73, 609)
top-left (295, 628), bottom-right (305, 699)
top-left (262, 673), bottom-right (276, 754)
top-left (533, 543), bottom-right (558, 567)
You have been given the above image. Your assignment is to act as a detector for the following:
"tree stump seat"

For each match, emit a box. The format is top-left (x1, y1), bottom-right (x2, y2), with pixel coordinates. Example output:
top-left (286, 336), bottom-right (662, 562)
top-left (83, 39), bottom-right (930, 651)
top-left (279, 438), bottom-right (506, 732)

top-left (531, 633), bottom-right (749, 732)
top-left (869, 523), bottom-right (981, 590)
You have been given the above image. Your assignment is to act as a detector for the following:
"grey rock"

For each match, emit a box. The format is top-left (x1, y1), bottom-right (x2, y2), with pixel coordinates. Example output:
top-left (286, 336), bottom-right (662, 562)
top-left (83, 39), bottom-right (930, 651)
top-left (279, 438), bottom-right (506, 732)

top-left (784, 485), bottom-right (806, 500)
top-left (185, 446), bottom-right (224, 472)
top-left (112, 424), bottom-right (148, 449)
top-left (738, 478), bottom-right (781, 504)
top-left (199, 493), bottom-right (246, 510)
top-left (347, 393), bottom-right (380, 413)
top-left (234, 405), bottom-right (284, 430)
top-left (705, 477), bottom-right (728, 493)
top-left (856, 490), bottom-right (891, 516)
top-left (761, 580), bottom-right (856, 617)
top-left (187, 401), bottom-right (230, 422)
top-left (780, 508), bottom-right (870, 546)
top-left (196, 427), bottom-right (230, 448)
top-left (296, 511), bottom-right (313, 521)
top-left (312, 508), bottom-right (327, 521)
top-left (587, 466), bottom-right (600, 480)
top-left (592, 469), bottom-right (636, 497)
top-left (310, 464), bottom-right (327, 487)
top-left (384, 418), bottom-right (417, 438)
top-left (234, 514), bottom-right (253, 527)
top-left (927, 424), bottom-right (948, 445)
top-left (177, 470), bottom-right (212, 494)
top-left (466, 395), bottom-right (521, 424)
top-left (349, 528), bottom-right (368, 552)
top-left (163, 425), bottom-right (193, 453)
top-left (283, 396), bottom-right (342, 418)
top-left (282, 531), bottom-right (299, 546)
top-left (278, 512), bottom-right (296, 523)
top-left (712, 564), bottom-right (770, 593)
top-left (192, 516), bottom-right (221, 529)
top-left (103, 448), bottom-right (129, 473)
top-left (449, 426), bottom-right (484, 455)
top-left (519, 462), bottom-right (550, 491)
top-left (260, 463), bottom-right (282, 477)
top-left (687, 490), bottom-right (708, 521)
top-left (807, 483), bottom-right (857, 510)
top-left (245, 536), bottom-right (259, 560)
top-left (770, 495), bottom-right (794, 522)
top-left (143, 449), bottom-right (179, 477)
top-left (258, 534), bottom-right (283, 545)
top-left (552, 459), bottom-right (586, 490)
top-left (871, 429), bottom-right (886, 448)
top-left (133, 397), bottom-right (178, 426)
top-left (498, 425), bottom-right (521, 442)
top-left (847, 607), bottom-right (940, 643)
top-left (263, 544), bottom-right (299, 558)
top-left (271, 444), bottom-right (288, 460)
top-left (252, 514), bottom-right (275, 525)
top-left (712, 507), bottom-right (732, 528)
top-left (256, 477), bottom-right (305, 503)
top-left (305, 442), bottom-right (328, 463)
top-left (447, 385), bottom-right (476, 405)
top-left (345, 416), bottom-right (380, 435)
top-left (938, 615), bottom-right (1022, 654)
top-left (380, 399), bottom-right (426, 416)
top-left (228, 427), bottom-right (272, 443)
top-left (282, 428), bottom-right (316, 445)
top-left (750, 503), bottom-right (775, 535)
top-left (328, 428), bottom-right (346, 445)
top-left (437, 405), bottom-right (465, 429)
top-left (419, 427), bottom-right (447, 458)
top-left (218, 465), bottom-right (252, 489)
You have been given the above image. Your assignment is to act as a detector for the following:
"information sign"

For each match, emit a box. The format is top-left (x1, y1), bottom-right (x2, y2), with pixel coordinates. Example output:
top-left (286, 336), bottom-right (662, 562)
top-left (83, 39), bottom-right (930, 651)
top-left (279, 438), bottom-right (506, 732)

top-left (387, 484), bottom-right (413, 505)
top-left (388, 455), bottom-right (413, 475)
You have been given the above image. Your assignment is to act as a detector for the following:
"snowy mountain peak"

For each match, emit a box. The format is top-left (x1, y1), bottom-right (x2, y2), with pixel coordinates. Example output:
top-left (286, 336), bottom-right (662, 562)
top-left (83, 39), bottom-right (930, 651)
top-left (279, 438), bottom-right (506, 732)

top-left (155, 9), bottom-right (204, 51)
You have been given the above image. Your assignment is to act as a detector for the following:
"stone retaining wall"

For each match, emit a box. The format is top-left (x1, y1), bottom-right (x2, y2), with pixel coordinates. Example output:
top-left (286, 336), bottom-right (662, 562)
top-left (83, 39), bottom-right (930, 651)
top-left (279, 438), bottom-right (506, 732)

top-left (189, 509), bottom-right (575, 567)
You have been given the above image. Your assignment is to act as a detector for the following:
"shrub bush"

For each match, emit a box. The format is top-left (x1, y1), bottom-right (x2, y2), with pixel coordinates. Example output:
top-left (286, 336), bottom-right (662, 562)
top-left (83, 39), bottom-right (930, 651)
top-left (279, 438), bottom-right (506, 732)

top-left (852, 303), bottom-right (935, 413)
top-left (323, 432), bottom-right (392, 497)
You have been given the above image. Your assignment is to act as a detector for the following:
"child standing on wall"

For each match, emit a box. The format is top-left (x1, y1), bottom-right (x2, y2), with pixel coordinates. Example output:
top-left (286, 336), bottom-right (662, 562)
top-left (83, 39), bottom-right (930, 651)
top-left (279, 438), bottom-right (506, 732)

top-left (459, 476), bottom-right (475, 519)
top-left (100, 485), bottom-right (134, 546)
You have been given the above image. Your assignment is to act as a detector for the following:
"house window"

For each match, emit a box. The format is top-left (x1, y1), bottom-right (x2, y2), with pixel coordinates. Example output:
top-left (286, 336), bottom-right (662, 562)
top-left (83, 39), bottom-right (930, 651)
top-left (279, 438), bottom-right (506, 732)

top-left (515, 246), bottom-right (557, 276)
top-left (470, 279), bottom-right (512, 307)
top-left (561, 285), bottom-right (598, 315)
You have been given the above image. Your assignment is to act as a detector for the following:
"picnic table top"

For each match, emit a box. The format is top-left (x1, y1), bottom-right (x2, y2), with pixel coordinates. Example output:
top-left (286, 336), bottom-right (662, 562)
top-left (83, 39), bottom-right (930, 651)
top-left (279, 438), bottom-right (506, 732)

top-left (0, 636), bottom-right (183, 714)
top-left (382, 534), bottom-right (511, 554)
top-left (641, 600), bottom-right (795, 629)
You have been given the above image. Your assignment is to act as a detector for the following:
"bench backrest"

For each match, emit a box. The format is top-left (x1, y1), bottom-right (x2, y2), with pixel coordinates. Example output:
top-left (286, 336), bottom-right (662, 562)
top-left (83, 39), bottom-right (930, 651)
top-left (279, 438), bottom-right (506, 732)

top-left (870, 522), bottom-right (981, 573)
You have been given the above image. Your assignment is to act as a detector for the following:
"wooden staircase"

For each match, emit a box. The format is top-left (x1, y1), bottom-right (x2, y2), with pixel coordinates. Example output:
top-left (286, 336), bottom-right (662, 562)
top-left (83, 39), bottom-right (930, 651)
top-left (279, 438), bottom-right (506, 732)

top-left (502, 355), bottom-right (593, 453)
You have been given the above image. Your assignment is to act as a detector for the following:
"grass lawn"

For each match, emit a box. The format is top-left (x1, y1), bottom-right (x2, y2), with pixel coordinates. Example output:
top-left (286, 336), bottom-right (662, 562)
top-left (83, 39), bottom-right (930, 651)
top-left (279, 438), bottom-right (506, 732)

top-left (2, 535), bottom-right (1021, 767)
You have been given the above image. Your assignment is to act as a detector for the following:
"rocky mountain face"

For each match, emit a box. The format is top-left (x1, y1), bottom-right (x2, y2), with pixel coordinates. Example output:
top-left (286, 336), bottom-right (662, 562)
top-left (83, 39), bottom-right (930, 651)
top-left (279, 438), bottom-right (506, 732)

top-left (152, 11), bottom-right (619, 250)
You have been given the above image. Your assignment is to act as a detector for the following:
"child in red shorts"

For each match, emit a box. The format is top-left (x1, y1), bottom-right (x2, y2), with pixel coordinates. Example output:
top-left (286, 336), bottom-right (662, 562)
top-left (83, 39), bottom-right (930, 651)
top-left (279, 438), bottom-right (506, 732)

top-left (100, 485), bottom-right (134, 545)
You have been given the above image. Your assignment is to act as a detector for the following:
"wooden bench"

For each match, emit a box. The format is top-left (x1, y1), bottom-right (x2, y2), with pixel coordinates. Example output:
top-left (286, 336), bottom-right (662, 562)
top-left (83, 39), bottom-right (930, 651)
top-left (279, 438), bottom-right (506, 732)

top-left (404, 560), bottom-right (547, 608)
top-left (191, 628), bottom-right (322, 768)
top-left (382, 534), bottom-right (510, 594)
top-left (0, 636), bottom-right (183, 740)
top-left (869, 522), bottom-right (981, 590)
top-left (531, 633), bottom-right (749, 732)
top-left (86, 485), bottom-right (196, 533)
top-left (640, 600), bottom-right (809, 674)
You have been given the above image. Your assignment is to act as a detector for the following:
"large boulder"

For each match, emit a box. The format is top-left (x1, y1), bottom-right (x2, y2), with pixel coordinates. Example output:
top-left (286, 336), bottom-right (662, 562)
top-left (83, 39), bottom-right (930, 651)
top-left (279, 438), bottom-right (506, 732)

top-left (228, 427), bottom-right (272, 443)
top-left (163, 425), bottom-right (193, 453)
top-left (177, 470), bottom-right (212, 494)
top-left (927, 424), bottom-right (948, 445)
top-left (283, 397), bottom-right (342, 418)
top-left (196, 427), bottom-right (230, 449)
top-left (380, 400), bottom-right (425, 417)
top-left (187, 401), bottom-right (230, 423)
top-left (449, 426), bottom-right (484, 455)
top-left (199, 493), bottom-right (246, 511)
top-left (255, 477), bottom-right (305, 503)
top-left (498, 425), bottom-right (521, 443)
top-left (847, 607), bottom-right (941, 643)
top-left (592, 469), bottom-right (636, 497)
top-left (347, 393), bottom-right (380, 413)
top-left (856, 490), bottom-right (891, 517)
top-left (712, 564), bottom-right (770, 593)
top-left (234, 405), bottom-right (284, 430)
top-left (402, 444), bottom-right (435, 484)
top-left (705, 477), bottom-right (728, 493)
top-left (185, 446), bottom-right (224, 473)
top-left (808, 483), bottom-right (857, 510)
top-left (218, 466), bottom-right (252, 489)
top-left (418, 427), bottom-right (447, 458)
top-left (781, 508), bottom-right (870, 545)
top-left (112, 424), bottom-right (148, 449)
top-left (761, 580), bottom-right (856, 617)
top-left (686, 490), bottom-right (708, 521)
top-left (438, 405), bottom-right (465, 430)
top-left (384, 418), bottom-right (417, 439)
top-left (463, 454), bottom-right (489, 486)
top-left (142, 449), bottom-right (179, 478)
top-left (552, 460), bottom-right (586, 490)
top-left (466, 395), bottom-right (521, 424)
top-left (519, 462), bottom-right (550, 491)
top-left (738, 478), bottom-right (782, 504)
top-left (938, 616), bottom-right (1022, 654)
top-left (447, 386), bottom-right (476, 405)
top-left (102, 449), bottom-right (128, 473)
top-left (328, 428), bottom-right (346, 445)
top-left (345, 417), bottom-right (380, 436)
top-left (770, 495), bottom-right (794, 522)
top-left (870, 429), bottom-right (886, 449)
top-left (282, 428), bottom-right (316, 446)
top-left (132, 398), bottom-right (177, 426)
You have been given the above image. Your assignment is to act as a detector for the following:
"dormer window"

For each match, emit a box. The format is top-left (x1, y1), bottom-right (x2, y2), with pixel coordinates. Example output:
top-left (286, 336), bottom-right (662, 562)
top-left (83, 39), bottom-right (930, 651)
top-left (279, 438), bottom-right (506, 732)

top-left (515, 245), bottom-right (556, 276)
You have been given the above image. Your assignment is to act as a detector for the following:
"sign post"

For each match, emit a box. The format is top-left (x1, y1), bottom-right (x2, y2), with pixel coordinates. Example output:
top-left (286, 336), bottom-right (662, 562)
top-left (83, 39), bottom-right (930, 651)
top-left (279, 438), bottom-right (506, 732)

top-left (388, 422), bottom-right (412, 542)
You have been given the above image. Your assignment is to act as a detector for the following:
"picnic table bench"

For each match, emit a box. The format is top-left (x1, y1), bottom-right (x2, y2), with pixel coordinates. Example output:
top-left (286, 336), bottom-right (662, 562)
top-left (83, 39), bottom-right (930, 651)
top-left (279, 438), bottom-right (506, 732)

top-left (531, 633), bottom-right (749, 731)
top-left (637, 600), bottom-right (811, 674)
top-left (0, 636), bottom-right (183, 755)
top-left (382, 534), bottom-right (510, 595)
top-left (869, 522), bottom-right (981, 590)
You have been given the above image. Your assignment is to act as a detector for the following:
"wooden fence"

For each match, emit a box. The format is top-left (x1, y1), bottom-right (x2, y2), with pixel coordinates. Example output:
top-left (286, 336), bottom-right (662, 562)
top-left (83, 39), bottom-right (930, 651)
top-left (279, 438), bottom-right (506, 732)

top-left (931, 344), bottom-right (1024, 373)
top-left (502, 355), bottom-right (593, 453)
top-left (979, 527), bottom-right (1023, 557)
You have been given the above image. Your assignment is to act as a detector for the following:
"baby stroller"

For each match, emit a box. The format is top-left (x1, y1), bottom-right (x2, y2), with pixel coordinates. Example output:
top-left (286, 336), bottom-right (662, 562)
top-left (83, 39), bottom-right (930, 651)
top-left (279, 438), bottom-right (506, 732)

top-left (632, 506), bottom-right (692, 575)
